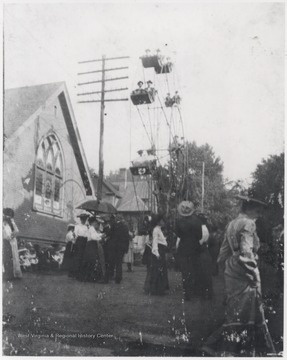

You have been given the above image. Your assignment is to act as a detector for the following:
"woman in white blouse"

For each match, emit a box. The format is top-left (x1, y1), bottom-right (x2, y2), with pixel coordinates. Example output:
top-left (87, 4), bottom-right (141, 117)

top-left (62, 224), bottom-right (75, 272)
top-left (72, 213), bottom-right (89, 279)
top-left (148, 214), bottom-right (169, 295)
top-left (81, 216), bottom-right (105, 282)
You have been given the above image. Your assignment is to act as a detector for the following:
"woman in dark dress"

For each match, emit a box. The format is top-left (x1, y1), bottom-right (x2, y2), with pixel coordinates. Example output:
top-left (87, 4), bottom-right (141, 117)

top-left (197, 213), bottom-right (213, 299)
top-left (72, 213), bottom-right (89, 279)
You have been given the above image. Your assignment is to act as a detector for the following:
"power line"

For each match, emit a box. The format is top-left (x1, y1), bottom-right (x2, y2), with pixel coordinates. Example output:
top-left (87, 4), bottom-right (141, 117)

top-left (77, 87), bottom-right (128, 96)
top-left (78, 98), bottom-right (129, 104)
top-left (77, 76), bottom-right (129, 86)
top-left (77, 54), bottom-right (129, 200)
top-left (78, 66), bottom-right (128, 75)
top-left (78, 56), bottom-right (130, 64)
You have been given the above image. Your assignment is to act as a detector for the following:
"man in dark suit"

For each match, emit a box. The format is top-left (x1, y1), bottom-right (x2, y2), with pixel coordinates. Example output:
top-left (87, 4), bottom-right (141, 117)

top-left (176, 201), bottom-right (202, 300)
top-left (105, 215), bottom-right (129, 284)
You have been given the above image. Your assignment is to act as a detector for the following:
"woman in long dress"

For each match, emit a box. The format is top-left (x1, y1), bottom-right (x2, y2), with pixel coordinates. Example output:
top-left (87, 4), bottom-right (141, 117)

top-left (142, 215), bottom-right (154, 294)
top-left (72, 214), bottom-right (89, 279)
top-left (3, 208), bottom-right (22, 280)
top-left (148, 214), bottom-right (169, 296)
top-left (81, 216), bottom-right (104, 282)
top-left (123, 231), bottom-right (134, 272)
top-left (202, 196), bottom-right (275, 356)
top-left (143, 233), bottom-right (153, 294)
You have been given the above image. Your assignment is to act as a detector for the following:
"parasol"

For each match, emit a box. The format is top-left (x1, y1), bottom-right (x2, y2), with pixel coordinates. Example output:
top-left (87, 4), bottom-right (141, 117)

top-left (76, 200), bottom-right (117, 214)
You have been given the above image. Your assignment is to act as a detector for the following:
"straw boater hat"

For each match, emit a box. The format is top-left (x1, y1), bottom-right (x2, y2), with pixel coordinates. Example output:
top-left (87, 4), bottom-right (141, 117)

top-left (177, 201), bottom-right (195, 217)
top-left (67, 223), bottom-right (75, 230)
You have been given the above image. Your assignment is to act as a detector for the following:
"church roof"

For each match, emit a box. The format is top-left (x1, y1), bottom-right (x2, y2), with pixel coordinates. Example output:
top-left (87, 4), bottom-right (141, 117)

top-left (4, 82), bottom-right (94, 197)
top-left (4, 82), bottom-right (64, 138)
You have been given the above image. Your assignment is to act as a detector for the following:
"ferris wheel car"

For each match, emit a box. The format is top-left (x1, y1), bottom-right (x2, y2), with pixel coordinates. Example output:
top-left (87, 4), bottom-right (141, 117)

top-left (141, 50), bottom-right (163, 69)
top-left (141, 55), bottom-right (162, 69)
top-left (130, 89), bottom-right (156, 105)
top-left (130, 166), bottom-right (152, 176)
top-left (132, 153), bottom-right (157, 167)
top-left (130, 152), bottom-right (157, 176)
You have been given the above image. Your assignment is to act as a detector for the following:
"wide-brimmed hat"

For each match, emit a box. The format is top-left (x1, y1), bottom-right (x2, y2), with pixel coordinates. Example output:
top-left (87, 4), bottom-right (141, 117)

top-left (77, 213), bottom-right (90, 219)
top-left (235, 195), bottom-right (267, 207)
top-left (151, 213), bottom-right (164, 227)
top-left (177, 201), bottom-right (195, 217)
top-left (88, 216), bottom-right (104, 225)
top-left (88, 216), bottom-right (96, 224)
top-left (3, 208), bottom-right (14, 218)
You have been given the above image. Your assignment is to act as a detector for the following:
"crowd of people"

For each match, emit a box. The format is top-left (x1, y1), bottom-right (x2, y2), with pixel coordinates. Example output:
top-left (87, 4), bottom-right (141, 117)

top-left (137, 195), bottom-right (279, 355)
top-left (140, 201), bottom-right (217, 299)
top-left (62, 213), bottom-right (131, 284)
top-left (2, 192), bottom-right (283, 355)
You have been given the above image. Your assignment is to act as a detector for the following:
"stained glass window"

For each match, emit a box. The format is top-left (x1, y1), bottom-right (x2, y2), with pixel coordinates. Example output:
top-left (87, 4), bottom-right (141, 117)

top-left (34, 133), bottom-right (63, 216)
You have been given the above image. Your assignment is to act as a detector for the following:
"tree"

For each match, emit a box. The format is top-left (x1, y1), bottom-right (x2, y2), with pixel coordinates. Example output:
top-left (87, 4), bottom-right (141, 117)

top-left (154, 141), bottom-right (235, 230)
top-left (250, 153), bottom-right (284, 227)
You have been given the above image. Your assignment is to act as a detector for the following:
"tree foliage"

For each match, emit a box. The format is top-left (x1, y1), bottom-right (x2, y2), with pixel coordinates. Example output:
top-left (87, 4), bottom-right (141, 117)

top-left (154, 141), bottom-right (236, 229)
top-left (250, 153), bottom-right (284, 227)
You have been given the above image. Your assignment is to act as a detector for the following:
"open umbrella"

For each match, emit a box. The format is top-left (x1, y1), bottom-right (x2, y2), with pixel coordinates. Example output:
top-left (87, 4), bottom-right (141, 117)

top-left (76, 200), bottom-right (117, 214)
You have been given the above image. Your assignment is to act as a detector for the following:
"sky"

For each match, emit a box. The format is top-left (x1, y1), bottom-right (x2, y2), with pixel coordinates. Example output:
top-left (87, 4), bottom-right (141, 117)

top-left (3, 1), bottom-right (285, 182)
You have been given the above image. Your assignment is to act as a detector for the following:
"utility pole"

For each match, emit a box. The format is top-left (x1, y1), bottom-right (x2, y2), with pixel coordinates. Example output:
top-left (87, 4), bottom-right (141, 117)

top-left (78, 55), bottom-right (129, 201)
top-left (201, 161), bottom-right (205, 212)
top-left (98, 55), bottom-right (106, 201)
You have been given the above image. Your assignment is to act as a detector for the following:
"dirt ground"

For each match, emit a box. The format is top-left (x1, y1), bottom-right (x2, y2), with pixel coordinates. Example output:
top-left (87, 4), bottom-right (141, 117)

top-left (2, 263), bottom-right (283, 356)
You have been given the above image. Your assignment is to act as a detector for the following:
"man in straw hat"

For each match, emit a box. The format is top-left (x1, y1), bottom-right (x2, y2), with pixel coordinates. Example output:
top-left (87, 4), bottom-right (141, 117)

top-left (175, 201), bottom-right (203, 301)
top-left (202, 194), bottom-right (275, 356)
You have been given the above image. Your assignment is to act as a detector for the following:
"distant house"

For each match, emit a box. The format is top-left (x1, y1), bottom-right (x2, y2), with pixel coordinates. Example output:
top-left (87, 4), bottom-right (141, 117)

top-left (91, 173), bottom-right (121, 207)
top-left (3, 82), bottom-right (95, 245)
top-left (111, 168), bottom-right (157, 232)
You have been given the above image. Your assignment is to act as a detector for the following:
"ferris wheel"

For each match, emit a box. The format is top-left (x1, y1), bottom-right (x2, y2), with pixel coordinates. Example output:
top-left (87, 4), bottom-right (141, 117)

top-left (130, 48), bottom-right (185, 176)
top-left (128, 48), bottom-right (187, 216)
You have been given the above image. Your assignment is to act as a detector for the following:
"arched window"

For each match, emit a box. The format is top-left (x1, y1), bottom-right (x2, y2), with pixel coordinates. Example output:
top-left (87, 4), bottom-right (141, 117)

top-left (34, 134), bottom-right (63, 216)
